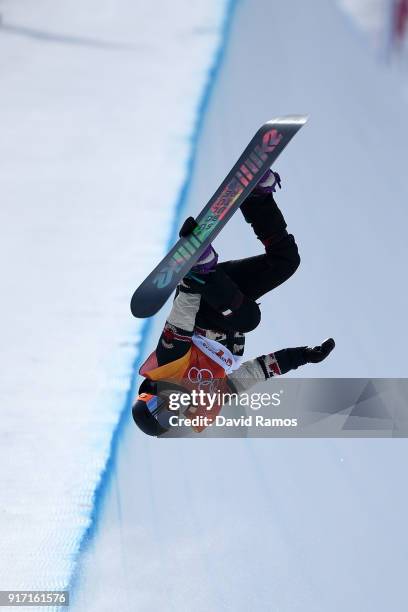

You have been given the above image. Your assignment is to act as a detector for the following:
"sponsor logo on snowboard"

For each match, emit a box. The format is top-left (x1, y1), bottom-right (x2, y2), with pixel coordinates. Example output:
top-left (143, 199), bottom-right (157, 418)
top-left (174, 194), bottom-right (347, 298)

top-left (150, 127), bottom-right (284, 290)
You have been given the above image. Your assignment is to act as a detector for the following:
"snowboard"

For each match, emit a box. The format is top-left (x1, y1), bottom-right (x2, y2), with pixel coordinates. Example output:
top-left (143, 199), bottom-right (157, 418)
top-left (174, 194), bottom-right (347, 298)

top-left (131, 115), bottom-right (307, 318)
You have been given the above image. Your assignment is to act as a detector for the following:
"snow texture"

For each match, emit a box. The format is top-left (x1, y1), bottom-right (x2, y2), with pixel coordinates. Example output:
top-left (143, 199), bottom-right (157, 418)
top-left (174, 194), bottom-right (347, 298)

top-left (2, 0), bottom-right (408, 610)
top-left (73, 0), bottom-right (408, 611)
top-left (338, 0), bottom-right (389, 34)
top-left (0, 0), bottom-right (228, 598)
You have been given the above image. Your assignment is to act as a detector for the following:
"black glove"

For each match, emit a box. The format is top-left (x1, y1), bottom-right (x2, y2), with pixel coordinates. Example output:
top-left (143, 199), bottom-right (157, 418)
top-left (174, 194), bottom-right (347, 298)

top-left (304, 338), bottom-right (335, 363)
top-left (179, 216), bottom-right (198, 238)
top-left (178, 216), bottom-right (218, 292)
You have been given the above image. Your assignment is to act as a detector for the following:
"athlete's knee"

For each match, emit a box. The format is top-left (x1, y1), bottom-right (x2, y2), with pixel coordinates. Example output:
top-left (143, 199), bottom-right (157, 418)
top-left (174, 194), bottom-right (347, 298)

top-left (233, 297), bottom-right (261, 333)
top-left (289, 239), bottom-right (301, 274)
top-left (269, 233), bottom-right (300, 264)
top-left (285, 236), bottom-right (301, 277)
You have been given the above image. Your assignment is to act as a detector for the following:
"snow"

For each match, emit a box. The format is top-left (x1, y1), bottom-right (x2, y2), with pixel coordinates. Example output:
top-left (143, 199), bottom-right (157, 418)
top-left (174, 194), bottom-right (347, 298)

top-left (338, 0), bottom-right (389, 35)
top-left (0, 0), bottom-right (229, 597)
top-left (72, 0), bottom-right (408, 610)
top-left (2, 0), bottom-right (408, 610)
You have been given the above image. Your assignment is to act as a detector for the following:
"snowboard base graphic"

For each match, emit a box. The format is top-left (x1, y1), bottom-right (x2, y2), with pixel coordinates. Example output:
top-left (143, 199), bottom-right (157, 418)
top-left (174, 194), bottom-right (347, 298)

top-left (131, 115), bottom-right (307, 318)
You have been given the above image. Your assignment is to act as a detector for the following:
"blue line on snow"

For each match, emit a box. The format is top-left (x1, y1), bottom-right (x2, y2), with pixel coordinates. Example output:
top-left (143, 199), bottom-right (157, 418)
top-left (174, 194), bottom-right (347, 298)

top-left (67, 0), bottom-right (240, 603)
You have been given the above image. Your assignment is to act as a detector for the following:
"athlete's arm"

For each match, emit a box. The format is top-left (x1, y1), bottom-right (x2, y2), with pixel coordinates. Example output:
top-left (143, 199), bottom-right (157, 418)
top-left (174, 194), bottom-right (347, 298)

top-left (155, 239), bottom-right (218, 366)
top-left (228, 339), bottom-right (335, 392)
top-left (155, 291), bottom-right (202, 365)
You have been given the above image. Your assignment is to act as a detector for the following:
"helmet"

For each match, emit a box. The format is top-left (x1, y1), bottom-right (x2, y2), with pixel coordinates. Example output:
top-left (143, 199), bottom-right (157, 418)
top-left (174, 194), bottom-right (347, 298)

top-left (132, 392), bottom-right (171, 436)
top-left (132, 379), bottom-right (188, 437)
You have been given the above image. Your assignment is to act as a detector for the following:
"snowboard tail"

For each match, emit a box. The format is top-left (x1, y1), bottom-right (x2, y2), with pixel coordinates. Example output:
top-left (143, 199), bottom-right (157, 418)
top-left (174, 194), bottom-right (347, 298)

top-left (131, 115), bottom-right (307, 318)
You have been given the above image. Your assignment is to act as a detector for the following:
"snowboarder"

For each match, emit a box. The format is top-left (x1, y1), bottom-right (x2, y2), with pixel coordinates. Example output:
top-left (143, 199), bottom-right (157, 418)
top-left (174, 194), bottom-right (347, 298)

top-left (132, 169), bottom-right (335, 436)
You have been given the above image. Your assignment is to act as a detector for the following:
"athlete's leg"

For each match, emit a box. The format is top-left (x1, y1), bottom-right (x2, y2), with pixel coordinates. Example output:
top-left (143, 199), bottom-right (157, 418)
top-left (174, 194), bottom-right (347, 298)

top-left (222, 190), bottom-right (300, 300)
top-left (218, 234), bottom-right (300, 301)
top-left (195, 191), bottom-right (300, 333)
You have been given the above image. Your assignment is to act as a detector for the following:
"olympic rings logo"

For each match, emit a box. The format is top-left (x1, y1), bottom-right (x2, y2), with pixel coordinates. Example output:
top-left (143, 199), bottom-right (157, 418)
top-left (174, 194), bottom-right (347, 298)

top-left (187, 367), bottom-right (214, 385)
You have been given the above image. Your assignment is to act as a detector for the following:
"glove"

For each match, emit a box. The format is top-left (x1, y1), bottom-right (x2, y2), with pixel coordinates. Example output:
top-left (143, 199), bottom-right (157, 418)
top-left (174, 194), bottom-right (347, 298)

top-left (179, 216), bottom-right (218, 274)
top-left (254, 169), bottom-right (282, 195)
top-left (304, 338), bottom-right (335, 363)
top-left (178, 216), bottom-right (218, 291)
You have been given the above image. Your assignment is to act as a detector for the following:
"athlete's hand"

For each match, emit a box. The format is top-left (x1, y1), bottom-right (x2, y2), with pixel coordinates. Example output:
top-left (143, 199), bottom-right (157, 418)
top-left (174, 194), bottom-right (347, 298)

top-left (179, 216), bottom-right (198, 238)
top-left (178, 215), bottom-right (218, 291)
top-left (304, 338), bottom-right (335, 363)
